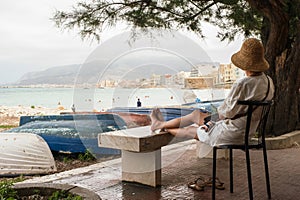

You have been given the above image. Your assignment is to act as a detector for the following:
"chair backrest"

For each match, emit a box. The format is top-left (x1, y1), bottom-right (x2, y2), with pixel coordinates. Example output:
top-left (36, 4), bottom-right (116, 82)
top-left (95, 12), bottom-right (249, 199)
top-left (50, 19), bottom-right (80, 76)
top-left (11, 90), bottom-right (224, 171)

top-left (237, 100), bottom-right (273, 147)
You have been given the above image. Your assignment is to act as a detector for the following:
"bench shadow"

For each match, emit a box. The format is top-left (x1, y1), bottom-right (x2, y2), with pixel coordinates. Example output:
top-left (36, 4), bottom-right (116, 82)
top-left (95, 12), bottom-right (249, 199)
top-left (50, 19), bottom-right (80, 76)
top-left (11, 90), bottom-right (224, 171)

top-left (122, 181), bottom-right (162, 200)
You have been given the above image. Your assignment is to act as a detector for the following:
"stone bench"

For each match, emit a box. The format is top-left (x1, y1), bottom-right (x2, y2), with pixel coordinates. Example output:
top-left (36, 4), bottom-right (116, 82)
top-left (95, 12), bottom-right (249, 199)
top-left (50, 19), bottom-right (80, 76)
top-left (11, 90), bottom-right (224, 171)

top-left (98, 126), bottom-right (191, 187)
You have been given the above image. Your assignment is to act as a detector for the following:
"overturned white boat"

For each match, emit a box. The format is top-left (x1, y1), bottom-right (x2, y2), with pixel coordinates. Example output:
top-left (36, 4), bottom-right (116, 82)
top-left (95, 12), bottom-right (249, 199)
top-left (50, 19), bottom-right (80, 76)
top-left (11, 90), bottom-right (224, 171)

top-left (0, 132), bottom-right (57, 176)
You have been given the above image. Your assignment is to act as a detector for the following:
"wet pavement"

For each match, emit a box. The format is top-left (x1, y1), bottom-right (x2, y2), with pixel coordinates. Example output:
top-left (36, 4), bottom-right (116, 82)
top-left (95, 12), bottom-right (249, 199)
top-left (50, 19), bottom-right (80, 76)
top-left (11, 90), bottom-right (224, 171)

top-left (20, 140), bottom-right (300, 200)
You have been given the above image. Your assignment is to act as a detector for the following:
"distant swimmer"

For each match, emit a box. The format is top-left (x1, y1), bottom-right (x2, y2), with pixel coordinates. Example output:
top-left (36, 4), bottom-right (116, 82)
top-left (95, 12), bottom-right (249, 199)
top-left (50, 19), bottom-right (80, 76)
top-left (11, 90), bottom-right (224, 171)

top-left (137, 98), bottom-right (142, 107)
top-left (71, 104), bottom-right (76, 112)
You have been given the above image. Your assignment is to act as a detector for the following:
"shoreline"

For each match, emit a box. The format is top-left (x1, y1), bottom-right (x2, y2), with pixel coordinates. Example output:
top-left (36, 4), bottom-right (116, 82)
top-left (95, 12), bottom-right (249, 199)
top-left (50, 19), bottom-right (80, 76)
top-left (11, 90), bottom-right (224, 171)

top-left (0, 105), bottom-right (70, 127)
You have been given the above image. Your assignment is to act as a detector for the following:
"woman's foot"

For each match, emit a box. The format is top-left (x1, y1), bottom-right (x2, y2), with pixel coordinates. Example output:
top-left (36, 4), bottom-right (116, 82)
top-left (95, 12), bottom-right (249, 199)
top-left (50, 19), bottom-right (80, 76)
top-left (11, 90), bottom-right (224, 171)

top-left (155, 108), bottom-right (164, 121)
top-left (150, 108), bottom-right (165, 132)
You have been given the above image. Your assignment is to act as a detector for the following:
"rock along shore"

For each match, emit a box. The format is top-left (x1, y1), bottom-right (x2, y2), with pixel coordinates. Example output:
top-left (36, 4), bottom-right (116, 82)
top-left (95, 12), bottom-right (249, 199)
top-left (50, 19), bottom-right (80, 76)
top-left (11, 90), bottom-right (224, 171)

top-left (0, 105), bottom-right (68, 127)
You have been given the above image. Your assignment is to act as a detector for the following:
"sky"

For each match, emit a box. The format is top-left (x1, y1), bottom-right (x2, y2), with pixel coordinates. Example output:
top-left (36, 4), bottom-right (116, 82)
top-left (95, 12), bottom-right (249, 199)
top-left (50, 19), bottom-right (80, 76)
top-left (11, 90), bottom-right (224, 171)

top-left (0, 0), bottom-right (243, 85)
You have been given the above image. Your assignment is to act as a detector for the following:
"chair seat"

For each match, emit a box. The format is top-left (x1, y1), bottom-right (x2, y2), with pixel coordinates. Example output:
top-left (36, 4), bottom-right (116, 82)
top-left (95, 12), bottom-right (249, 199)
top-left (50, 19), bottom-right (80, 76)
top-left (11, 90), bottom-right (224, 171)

top-left (215, 143), bottom-right (263, 150)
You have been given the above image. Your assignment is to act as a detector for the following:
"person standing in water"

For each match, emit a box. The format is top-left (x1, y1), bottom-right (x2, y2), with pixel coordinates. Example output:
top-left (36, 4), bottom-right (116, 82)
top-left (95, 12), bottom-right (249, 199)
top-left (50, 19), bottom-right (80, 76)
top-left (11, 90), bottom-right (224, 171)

top-left (137, 98), bottom-right (142, 107)
top-left (71, 104), bottom-right (76, 112)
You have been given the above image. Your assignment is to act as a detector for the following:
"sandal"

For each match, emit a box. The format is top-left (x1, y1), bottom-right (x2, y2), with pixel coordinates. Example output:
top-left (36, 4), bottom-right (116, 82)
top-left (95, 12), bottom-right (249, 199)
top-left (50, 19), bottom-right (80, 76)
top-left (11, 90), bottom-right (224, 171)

top-left (204, 177), bottom-right (225, 190)
top-left (187, 177), bottom-right (206, 191)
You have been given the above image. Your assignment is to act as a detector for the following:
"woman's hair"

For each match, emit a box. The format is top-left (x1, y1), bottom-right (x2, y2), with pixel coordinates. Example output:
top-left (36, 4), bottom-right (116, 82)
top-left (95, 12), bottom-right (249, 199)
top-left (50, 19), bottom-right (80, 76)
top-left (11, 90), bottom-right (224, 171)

top-left (249, 71), bottom-right (263, 76)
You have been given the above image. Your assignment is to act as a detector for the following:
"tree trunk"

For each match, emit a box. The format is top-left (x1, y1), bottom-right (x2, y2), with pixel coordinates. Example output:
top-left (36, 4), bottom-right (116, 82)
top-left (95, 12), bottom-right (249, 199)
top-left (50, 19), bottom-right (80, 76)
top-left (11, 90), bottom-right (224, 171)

top-left (248, 0), bottom-right (300, 136)
top-left (265, 7), bottom-right (300, 136)
top-left (270, 40), bottom-right (300, 136)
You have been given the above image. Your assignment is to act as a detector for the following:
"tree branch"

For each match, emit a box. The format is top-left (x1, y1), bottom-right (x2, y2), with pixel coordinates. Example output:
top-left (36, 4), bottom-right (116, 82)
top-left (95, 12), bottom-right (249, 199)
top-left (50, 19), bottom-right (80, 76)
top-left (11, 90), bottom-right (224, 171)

top-left (189, 1), bottom-right (216, 19)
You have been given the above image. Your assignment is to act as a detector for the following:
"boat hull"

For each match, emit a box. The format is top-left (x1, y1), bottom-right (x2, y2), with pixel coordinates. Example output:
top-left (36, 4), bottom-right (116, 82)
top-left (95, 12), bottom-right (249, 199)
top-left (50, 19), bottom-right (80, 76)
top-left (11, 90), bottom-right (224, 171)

top-left (8, 114), bottom-right (127, 157)
top-left (0, 133), bottom-right (56, 176)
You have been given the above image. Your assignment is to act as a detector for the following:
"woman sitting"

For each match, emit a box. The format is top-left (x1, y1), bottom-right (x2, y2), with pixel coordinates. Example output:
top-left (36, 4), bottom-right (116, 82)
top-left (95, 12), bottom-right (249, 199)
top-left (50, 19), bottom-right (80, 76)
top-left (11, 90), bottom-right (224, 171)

top-left (150, 38), bottom-right (275, 152)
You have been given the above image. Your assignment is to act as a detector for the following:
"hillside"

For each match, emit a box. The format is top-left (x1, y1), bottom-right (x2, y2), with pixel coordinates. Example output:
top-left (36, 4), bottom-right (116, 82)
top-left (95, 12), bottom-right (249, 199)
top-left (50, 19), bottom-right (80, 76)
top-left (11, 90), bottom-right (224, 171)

top-left (15, 31), bottom-right (214, 85)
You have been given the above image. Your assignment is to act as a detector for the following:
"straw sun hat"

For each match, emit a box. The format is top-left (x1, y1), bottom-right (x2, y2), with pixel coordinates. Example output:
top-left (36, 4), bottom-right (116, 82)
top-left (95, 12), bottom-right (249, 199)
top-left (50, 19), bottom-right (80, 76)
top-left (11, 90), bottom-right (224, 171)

top-left (231, 38), bottom-right (269, 72)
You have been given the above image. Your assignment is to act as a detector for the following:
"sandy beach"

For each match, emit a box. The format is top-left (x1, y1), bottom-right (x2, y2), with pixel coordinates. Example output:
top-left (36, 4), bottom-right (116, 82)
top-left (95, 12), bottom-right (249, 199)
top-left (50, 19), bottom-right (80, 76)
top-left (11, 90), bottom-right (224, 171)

top-left (0, 105), bottom-right (151, 131)
top-left (0, 105), bottom-right (69, 129)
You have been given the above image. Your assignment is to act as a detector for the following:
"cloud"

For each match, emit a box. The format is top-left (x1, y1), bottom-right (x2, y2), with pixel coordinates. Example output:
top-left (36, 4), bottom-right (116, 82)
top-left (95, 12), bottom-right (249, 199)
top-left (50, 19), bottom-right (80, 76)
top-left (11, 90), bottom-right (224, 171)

top-left (0, 1), bottom-right (243, 84)
top-left (0, 0), bottom-right (97, 84)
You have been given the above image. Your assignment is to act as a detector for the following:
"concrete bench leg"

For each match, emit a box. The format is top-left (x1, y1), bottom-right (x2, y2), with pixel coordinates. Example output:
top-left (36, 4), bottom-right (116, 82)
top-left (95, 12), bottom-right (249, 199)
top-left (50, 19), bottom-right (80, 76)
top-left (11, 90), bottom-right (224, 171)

top-left (121, 149), bottom-right (161, 187)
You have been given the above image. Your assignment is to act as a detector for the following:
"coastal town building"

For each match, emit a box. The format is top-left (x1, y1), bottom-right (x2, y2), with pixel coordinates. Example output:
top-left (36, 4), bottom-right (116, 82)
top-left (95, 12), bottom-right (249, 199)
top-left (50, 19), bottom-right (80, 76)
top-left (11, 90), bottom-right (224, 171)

top-left (97, 80), bottom-right (116, 88)
top-left (184, 76), bottom-right (214, 89)
top-left (215, 63), bottom-right (245, 88)
top-left (173, 71), bottom-right (191, 86)
top-left (218, 63), bottom-right (244, 83)
top-left (93, 62), bottom-right (243, 89)
top-left (150, 74), bottom-right (162, 87)
top-left (163, 74), bottom-right (173, 86)
top-left (190, 63), bottom-right (219, 77)
top-left (184, 63), bottom-right (219, 89)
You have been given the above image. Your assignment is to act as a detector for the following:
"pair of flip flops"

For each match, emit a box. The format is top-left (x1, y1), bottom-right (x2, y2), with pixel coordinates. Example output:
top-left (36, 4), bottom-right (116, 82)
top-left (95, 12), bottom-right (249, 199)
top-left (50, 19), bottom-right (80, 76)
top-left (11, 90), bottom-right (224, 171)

top-left (187, 176), bottom-right (225, 191)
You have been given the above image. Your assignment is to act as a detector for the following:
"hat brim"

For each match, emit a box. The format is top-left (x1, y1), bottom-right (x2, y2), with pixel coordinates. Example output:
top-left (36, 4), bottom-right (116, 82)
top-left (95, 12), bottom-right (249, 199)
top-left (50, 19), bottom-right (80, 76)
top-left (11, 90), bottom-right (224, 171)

top-left (231, 52), bottom-right (269, 72)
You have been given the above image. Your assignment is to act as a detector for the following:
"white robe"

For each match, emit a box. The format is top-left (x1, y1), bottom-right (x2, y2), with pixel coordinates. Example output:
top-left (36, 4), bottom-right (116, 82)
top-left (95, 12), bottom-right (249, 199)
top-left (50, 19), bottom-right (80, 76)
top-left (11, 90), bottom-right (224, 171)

top-left (197, 73), bottom-right (274, 156)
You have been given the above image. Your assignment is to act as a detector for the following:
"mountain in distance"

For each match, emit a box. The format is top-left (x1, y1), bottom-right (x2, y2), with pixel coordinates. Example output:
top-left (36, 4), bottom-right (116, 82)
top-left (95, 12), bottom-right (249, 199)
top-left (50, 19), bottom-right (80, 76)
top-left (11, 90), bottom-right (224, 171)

top-left (15, 31), bottom-right (216, 86)
top-left (15, 64), bottom-right (81, 85)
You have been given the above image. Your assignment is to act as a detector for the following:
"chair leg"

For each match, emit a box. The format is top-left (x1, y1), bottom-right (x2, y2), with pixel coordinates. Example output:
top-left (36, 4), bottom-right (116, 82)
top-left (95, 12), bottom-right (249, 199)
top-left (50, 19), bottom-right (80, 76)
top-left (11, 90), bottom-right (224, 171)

top-left (229, 148), bottom-right (233, 193)
top-left (212, 147), bottom-right (217, 200)
top-left (263, 145), bottom-right (271, 199)
top-left (245, 148), bottom-right (253, 200)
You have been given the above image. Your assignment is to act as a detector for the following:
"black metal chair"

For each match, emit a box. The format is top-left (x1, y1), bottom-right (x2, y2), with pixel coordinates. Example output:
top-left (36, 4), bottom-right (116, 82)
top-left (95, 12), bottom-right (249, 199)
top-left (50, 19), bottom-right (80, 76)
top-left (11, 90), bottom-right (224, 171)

top-left (212, 100), bottom-right (273, 200)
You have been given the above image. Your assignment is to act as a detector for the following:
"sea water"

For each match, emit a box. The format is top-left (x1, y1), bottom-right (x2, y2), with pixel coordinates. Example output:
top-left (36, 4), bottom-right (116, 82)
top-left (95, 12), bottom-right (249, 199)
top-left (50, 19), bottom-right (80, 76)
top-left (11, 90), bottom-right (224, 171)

top-left (0, 87), bottom-right (229, 110)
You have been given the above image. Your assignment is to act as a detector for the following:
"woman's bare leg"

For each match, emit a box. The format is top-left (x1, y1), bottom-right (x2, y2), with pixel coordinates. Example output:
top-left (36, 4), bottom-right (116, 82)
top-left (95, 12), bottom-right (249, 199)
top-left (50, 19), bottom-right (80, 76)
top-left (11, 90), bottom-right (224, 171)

top-left (167, 126), bottom-right (199, 140)
top-left (150, 108), bottom-right (209, 131)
